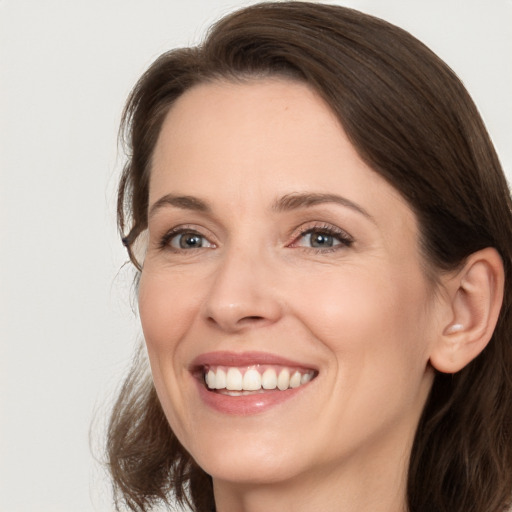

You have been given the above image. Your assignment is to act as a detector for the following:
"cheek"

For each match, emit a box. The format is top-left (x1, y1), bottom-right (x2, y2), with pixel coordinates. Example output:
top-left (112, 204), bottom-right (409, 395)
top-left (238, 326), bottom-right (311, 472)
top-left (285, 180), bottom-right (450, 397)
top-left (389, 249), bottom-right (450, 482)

top-left (138, 271), bottom-right (200, 353)
top-left (138, 271), bottom-right (202, 435)
top-left (291, 264), bottom-right (433, 370)
top-left (294, 266), bottom-right (434, 439)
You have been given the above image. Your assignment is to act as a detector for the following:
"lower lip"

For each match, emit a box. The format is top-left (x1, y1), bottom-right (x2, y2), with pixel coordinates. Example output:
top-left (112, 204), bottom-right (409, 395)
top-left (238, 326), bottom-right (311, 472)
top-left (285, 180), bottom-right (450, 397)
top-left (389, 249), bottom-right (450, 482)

top-left (195, 378), bottom-right (312, 415)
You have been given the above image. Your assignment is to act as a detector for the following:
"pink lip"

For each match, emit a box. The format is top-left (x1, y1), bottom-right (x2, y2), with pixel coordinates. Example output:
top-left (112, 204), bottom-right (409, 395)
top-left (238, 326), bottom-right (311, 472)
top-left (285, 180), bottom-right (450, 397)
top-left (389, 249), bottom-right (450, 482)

top-left (190, 351), bottom-right (317, 416)
top-left (190, 350), bottom-right (316, 370)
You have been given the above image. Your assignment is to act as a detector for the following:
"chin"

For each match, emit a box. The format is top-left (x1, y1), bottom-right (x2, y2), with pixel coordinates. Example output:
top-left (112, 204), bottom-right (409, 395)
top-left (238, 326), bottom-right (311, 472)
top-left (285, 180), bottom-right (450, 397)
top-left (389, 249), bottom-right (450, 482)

top-left (183, 428), bottom-right (308, 485)
top-left (200, 453), bottom-right (305, 486)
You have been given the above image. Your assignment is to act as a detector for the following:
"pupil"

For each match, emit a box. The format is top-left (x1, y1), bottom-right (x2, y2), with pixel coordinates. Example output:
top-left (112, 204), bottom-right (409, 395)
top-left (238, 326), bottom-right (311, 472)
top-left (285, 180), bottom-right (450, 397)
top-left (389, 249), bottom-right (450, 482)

top-left (180, 234), bottom-right (202, 249)
top-left (311, 232), bottom-right (333, 247)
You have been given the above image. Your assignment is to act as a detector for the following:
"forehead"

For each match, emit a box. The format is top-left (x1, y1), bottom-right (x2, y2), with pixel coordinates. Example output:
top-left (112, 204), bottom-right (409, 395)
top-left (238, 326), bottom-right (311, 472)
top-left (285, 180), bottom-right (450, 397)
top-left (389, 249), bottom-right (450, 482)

top-left (151, 79), bottom-right (341, 182)
top-left (152, 79), bottom-right (376, 197)
top-left (149, 79), bottom-right (413, 227)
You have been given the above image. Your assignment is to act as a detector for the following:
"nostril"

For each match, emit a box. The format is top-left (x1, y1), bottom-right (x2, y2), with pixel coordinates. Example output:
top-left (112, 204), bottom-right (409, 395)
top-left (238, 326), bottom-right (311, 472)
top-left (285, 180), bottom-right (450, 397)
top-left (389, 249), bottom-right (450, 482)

top-left (207, 314), bottom-right (266, 329)
top-left (237, 316), bottom-right (267, 327)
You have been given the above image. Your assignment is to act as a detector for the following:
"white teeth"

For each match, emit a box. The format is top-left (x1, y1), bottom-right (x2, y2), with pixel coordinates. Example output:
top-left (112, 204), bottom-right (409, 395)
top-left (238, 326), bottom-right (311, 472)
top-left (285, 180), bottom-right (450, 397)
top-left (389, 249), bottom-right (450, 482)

top-left (243, 368), bottom-right (261, 391)
top-left (277, 369), bottom-right (290, 391)
top-left (204, 365), bottom-right (315, 392)
top-left (261, 368), bottom-right (277, 390)
top-left (301, 372), bottom-right (312, 385)
top-left (226, 368), bottom-right (243, 391)
top-left (215, 368), bottom-right (226, 389)
top-left (289, 371), bottom-right (301, 388)
top-left (206, 369), bottom-right (216, 390)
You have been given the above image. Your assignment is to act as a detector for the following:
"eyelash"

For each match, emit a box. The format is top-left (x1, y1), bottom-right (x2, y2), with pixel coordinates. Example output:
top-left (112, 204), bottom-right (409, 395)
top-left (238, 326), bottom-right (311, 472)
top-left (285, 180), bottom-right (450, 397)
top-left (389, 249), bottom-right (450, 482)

top-left (289, 223), bottom-right (354, 253)
top-left (158, 223), bottom-right (354, 253)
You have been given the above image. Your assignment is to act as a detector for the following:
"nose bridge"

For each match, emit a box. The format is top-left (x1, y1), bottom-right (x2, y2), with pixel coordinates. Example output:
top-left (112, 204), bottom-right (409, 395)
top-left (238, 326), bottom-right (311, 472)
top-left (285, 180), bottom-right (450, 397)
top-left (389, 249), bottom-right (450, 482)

top-left (202, 240), bottom-right (282, 331)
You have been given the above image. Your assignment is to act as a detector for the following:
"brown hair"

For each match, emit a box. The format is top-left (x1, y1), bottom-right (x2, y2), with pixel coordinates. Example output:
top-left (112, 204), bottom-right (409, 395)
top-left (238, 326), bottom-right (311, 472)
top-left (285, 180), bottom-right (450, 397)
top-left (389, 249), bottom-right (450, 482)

top-left (109, 2), bottom-right (512, 511)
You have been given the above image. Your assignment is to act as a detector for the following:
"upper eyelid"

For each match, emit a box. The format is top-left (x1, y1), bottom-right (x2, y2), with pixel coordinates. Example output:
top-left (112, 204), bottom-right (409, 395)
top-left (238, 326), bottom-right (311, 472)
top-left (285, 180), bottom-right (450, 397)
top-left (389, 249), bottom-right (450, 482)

top-left (289, 222), bottom-right (354, 242)
top-left (150, 215), bottom-right (222, 238)
top-left (148, 207), bottom-right (222, 235)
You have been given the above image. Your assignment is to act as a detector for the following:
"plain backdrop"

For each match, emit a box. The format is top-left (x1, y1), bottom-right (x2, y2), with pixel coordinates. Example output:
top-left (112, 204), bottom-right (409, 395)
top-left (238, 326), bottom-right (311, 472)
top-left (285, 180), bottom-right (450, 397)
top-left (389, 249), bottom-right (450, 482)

top-left (1, 1), bottom-right (511, 511)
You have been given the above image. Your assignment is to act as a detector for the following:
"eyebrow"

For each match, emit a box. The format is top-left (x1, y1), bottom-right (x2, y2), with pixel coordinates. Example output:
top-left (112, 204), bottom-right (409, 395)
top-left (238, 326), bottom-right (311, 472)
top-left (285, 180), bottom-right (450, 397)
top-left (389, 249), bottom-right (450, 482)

top-left (148, 192), bottom-right (373, 221)
top-left (148, 194), bottom-right (210, 218)
top-left (272, 192), bottom-right (373, 220)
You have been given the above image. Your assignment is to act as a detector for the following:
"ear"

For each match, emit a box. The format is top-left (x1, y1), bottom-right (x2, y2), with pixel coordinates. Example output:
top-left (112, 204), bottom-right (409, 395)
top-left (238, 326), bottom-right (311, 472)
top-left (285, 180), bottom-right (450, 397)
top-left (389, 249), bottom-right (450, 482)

top-left (429, 247), bottom-right (504, 374)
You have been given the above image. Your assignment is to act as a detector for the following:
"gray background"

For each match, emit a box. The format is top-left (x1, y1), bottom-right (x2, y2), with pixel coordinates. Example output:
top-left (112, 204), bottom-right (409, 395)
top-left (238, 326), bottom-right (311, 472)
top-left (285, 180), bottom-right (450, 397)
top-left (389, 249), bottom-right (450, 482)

top-left (1, 1), bottom-right (511, 510)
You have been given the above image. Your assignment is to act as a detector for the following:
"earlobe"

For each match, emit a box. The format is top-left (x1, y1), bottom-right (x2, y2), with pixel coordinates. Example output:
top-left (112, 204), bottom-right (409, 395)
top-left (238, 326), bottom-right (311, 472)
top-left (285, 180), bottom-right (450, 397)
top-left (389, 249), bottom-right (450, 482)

top-left (430, 248), bottom-right (504, 374)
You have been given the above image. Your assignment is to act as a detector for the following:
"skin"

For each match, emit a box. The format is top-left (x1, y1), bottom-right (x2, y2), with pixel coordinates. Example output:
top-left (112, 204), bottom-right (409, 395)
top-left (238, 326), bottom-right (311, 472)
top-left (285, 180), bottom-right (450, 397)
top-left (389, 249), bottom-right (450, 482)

top-left (138, 79), bottom-right (447, 512)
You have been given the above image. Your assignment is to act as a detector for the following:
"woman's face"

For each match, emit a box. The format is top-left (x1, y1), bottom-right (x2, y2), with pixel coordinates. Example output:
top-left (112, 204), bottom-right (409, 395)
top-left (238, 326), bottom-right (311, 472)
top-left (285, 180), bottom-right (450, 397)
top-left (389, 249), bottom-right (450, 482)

top-left (139, 79), bottom-right (440, 488)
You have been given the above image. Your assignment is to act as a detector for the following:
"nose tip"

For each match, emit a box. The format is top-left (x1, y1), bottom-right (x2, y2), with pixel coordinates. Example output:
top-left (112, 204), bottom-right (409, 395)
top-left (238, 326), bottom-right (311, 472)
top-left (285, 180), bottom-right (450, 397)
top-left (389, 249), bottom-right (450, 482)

top-left (205, 294), bottom-right (282, 333)
top-left (202, 254), bottom-right (282, 333)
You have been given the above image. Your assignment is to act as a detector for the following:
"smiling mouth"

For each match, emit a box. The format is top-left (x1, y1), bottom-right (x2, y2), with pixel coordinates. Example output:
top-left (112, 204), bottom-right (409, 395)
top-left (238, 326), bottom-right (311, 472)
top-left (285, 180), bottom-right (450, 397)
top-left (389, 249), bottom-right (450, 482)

top-left (203, 365), bottom-right (317, 395)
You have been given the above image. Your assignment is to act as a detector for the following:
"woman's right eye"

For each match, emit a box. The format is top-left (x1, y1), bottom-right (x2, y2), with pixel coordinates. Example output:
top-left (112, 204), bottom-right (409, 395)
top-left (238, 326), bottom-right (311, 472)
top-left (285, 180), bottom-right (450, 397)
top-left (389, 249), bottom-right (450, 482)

top-left (165, 230), bottom-right (215, 251)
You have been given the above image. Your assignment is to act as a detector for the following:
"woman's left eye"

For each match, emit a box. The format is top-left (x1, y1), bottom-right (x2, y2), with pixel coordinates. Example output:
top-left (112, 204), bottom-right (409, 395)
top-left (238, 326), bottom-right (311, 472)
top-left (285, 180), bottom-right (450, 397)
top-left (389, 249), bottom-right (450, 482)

top-left (293, 227), bottom-right (353, 250)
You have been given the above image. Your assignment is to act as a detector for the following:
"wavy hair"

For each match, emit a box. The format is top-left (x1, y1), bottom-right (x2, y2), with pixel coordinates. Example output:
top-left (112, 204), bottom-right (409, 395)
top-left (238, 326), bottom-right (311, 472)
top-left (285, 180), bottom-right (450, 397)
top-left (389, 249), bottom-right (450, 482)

top-left (108, 3), bottom-right (512, 511)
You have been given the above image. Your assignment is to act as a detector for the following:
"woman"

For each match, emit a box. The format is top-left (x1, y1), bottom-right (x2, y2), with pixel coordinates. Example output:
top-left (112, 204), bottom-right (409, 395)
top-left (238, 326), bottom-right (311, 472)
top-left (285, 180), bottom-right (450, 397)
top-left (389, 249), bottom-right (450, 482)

top-left (108, 2), bottom-right (512, 511)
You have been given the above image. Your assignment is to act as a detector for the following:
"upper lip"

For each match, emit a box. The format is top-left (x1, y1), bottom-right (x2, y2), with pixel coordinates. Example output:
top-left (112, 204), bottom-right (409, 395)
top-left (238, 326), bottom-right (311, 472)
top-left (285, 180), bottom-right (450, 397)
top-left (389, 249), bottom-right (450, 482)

top-left (190, 350), bottom-right (318, 371)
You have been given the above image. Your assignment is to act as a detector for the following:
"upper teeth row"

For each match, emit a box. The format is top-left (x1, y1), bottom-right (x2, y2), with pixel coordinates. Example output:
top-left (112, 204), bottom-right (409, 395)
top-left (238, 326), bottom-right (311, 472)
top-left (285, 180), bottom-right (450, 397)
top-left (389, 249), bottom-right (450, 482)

top-left (205, 366), bottom-right (314, 391)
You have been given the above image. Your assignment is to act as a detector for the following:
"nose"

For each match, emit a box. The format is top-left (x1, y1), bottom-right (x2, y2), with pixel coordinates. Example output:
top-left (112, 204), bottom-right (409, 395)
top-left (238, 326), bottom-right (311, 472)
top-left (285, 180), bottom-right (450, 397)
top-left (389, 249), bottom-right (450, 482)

top-left (202, 247), bottom-right (283, 333)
